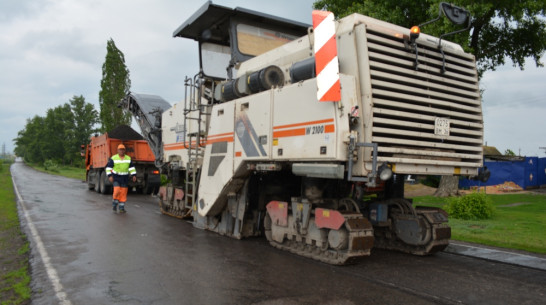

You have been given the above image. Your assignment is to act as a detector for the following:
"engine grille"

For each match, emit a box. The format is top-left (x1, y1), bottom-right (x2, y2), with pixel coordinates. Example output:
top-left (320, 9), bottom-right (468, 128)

top-left (366, 29), bottom-right (483, 169)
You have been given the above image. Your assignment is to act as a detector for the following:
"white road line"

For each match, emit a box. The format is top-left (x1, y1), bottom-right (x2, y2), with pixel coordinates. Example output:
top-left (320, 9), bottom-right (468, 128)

top-left (11, 175), bottom-right (72, 305)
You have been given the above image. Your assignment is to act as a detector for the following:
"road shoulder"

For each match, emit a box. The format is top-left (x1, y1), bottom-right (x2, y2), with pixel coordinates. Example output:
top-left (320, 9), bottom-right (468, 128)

top-left (446, 240), bottom-right (546, 271)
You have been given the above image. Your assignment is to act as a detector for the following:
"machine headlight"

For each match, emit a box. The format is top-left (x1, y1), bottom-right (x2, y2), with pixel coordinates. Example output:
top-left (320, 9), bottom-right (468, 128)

top-left (378, 163), bottom-right (393, 181)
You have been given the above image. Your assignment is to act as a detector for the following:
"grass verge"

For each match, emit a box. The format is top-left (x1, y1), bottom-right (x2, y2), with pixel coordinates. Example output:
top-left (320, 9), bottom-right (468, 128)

top-left (27, 163), bottom-right (86, 181)
top-left (0, 161), bottom-right (31, 305)
top-left (412, 193), bottom-right (546, 254)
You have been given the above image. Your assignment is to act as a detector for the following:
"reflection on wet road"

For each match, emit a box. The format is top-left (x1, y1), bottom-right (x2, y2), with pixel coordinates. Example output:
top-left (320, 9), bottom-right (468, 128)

top-left (11, 162), bottom-right (546, 305)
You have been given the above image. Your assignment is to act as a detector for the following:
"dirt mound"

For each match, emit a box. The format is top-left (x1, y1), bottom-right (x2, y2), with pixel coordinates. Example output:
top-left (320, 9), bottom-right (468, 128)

top-left (107, 125), bottom-right (143, 141)
top-left (463, 181), bottom-right (525, 194)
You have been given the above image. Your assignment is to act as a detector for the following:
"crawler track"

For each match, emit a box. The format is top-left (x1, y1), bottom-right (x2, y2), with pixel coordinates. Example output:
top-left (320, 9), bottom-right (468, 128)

top-left (265, 214), bottom-right (375, 265)
top-left (374, 207), bottom-right (451, 255)
top-left (159, 198), bottom-right (192, 219)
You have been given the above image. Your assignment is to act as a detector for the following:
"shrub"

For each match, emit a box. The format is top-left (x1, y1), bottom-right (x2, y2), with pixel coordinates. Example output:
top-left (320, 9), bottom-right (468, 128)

top-left (160, 174), bottom-right (170, 186)
top-left (43, 159), bottom-right (60, 172)
top-left (446, 192), bottom-right (494, 220)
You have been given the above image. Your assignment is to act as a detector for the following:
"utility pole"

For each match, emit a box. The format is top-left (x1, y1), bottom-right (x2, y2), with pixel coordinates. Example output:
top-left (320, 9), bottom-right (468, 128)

top-left (1, 142), bottom-right (5, 158)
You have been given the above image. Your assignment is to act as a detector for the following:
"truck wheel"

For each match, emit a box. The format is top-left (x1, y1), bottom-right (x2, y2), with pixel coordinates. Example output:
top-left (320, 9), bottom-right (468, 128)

top-left (94, 171), bottom-right (102, 193)
top-left (100, 171), bottom-right (112, 194)
top-left (87, 173), bottom-right (94, 190)
top-left (144, 179), bottom-right (155, 195)
top-left (144, 185), bottom-right (153, 195)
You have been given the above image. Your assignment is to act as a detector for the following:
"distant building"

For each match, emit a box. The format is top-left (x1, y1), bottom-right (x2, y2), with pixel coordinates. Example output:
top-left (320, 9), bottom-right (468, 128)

top-left (483, 145), bottom-right (524, 162)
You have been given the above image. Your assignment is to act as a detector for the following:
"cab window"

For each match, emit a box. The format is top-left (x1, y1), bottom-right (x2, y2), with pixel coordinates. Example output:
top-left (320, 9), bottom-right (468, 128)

top-left (236, 23), bottom-right (299, 56)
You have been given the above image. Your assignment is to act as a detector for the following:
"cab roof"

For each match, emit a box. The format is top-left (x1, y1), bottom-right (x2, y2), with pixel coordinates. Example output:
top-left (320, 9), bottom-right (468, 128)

top-left (172, 1), bottom-right (310, 45)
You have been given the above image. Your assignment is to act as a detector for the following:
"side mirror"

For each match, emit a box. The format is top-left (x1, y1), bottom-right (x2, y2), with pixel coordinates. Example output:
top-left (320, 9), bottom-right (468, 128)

top-left (80, 145), bottom-right (86, 158)
top-left (411, 2), bottom-right (472, 73)
top-left (440, 2), bottom-right (470, 26)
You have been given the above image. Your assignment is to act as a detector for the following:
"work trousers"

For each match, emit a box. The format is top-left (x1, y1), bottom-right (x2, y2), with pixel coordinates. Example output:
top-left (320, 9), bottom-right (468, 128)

top-left (113, 181), bottom-right (129, 203)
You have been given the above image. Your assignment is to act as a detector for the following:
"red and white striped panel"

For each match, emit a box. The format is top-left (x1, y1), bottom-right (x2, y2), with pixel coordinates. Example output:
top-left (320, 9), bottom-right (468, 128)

top-left (312, 10), bottom-right (341, 102)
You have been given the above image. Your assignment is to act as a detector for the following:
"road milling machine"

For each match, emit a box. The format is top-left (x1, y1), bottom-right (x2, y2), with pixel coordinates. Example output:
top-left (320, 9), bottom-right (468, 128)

top-left (121, 2), bottom-right (486, 264)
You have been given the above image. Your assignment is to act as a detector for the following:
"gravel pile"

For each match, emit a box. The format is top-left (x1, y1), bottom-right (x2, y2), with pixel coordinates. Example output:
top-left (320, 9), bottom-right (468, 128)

top-left (107, 125), bottom-right (144, 141)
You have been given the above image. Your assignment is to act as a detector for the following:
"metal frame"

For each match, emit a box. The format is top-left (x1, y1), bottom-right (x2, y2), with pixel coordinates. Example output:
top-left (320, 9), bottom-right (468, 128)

top-left (347, 135), bottom-right (378, 185)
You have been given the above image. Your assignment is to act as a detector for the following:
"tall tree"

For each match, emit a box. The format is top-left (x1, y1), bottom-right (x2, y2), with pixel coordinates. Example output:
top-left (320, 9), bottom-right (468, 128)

top-left (13, 96), bottom-right (98, 166)
top-left (43, 104), bottom-right (74, 164)
top-left (70, 95), bottom-right (99, 146)
top-left (14, 116), bottom-right (47, 163)
top-left (313, 0), bottom-right (546, 197)
top-left (313, 0), bottom-right (546, 77)
top-left (99, 38), bottom-right (132, 132)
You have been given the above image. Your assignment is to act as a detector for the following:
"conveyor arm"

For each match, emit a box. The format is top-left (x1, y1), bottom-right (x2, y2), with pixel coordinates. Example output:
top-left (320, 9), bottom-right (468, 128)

top-left (120, 92), bottom-right (171, 168)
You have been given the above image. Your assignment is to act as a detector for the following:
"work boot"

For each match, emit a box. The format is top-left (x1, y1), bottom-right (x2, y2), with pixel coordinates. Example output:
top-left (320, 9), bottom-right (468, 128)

top-left (119, 203), bottom-right (126, 213)
top-left (112, 200), bottom-right (118, 212)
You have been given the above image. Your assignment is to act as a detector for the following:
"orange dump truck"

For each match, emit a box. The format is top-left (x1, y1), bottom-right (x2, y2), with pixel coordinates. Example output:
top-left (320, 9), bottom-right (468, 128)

top-left (82, 125), bottom-right (160, 194)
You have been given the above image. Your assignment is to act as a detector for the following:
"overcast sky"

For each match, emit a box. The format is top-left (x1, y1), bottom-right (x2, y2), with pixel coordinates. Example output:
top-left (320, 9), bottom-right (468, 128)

top-left (1, 0), bottom-right (545, 157)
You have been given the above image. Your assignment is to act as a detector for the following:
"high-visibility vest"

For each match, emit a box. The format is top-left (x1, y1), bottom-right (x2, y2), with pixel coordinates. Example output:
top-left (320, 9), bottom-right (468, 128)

top-left (106, 154), bottom-right (136, 176)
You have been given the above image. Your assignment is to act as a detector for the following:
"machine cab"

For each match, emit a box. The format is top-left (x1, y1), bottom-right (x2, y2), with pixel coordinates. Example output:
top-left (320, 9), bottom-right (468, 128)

top-left (172, 1), bottom-right (309, 80)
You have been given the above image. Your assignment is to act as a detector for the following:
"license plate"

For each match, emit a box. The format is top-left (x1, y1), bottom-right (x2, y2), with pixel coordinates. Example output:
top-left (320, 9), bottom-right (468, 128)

top-left (434, 118), bottom-right (450, 136)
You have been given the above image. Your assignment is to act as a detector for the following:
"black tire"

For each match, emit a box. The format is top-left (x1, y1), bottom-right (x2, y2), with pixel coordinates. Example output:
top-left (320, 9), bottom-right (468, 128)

top-left (94, 170), bottom-right (102, 193)
top-left (145, 185), bottom-right (156, 195)
top-left (100, 171), bottom-right (112, 194)
top-left (143, 178), bottom-right (156, 195)
top-left (87, 172), bottom-right (94, 190)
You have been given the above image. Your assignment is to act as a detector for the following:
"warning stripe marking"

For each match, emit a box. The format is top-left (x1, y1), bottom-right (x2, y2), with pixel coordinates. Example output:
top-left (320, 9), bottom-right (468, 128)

top-left (273, 128), bottom-right (306, 138)
top-left (313, 11), bottom-right (336, 51)
top-left (273, 118), bottom-right (336, 138)
top-left (207, 136), bottom-right (234, 144)
top-left (207, 132), bottom-right (233, 139)
top-left (273, 118), bottom-right (334, 130)
top-left (273, 124), bottom-right (335, 138)
top-left (316, 57), bottom-right (341, 101)
top-left (164, 133), bottom-right (234, 151)
top-left (313, 10), bottom-right (341, 102)
top-left (315, 36), bottom-right (337, 75)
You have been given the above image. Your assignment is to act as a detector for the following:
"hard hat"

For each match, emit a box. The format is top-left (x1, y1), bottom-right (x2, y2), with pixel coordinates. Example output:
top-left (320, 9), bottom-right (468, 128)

top-left (117, 144), bottom-right (126, 150)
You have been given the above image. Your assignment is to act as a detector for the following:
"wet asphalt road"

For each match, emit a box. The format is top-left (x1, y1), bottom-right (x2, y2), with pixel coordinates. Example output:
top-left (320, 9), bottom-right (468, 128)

top-left (11, 161), bottom-right (546, 305)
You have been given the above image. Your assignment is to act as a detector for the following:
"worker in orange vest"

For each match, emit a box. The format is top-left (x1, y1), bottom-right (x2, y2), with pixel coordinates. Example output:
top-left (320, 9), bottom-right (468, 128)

top-left (106, 144), bottom-right (137, 213)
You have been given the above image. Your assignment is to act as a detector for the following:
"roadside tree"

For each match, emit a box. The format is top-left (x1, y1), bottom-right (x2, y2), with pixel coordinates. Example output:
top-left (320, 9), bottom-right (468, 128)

top-left (13, 96), bottom-right (99, 166)
top-left (99, 38), bottom-right (132, 132)
top-left (70, 95), bottom-right (99, 148)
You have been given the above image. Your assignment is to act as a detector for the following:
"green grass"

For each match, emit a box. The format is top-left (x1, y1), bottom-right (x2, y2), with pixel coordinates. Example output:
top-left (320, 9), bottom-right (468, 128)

top-left (2, 260), bottom-right (31, 305)
top-left (0, 161), bottom-right (31, 304)
top-left (28, 163), bottom-right (86, 181)
top-left (413, 193), bottom-right (546, 254)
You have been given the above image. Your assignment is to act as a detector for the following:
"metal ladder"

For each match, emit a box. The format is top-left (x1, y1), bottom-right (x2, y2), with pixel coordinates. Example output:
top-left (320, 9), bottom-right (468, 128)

top-left (183, 74), bottom-right (212, 211)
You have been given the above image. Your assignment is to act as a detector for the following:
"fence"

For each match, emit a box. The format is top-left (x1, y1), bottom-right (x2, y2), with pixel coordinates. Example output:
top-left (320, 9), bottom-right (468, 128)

top-left (460, 157), bottom-right (546, 189)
